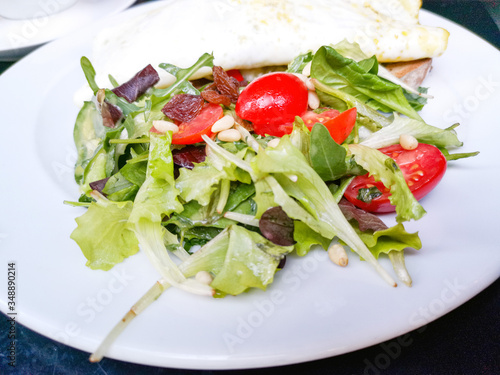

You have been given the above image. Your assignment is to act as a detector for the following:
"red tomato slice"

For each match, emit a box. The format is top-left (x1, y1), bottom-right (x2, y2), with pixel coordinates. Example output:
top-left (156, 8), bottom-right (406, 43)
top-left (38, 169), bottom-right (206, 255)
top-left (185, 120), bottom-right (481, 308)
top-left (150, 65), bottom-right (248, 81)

top-left (344, 143), bottom-right (447, 213)
top-left (171, 103), bottom-right (223, 145)
top-left (226, 69), bottom-right (245, 82)
top-left (235, 72), bottom-right (308, 134)
top-left (257, 108), bottom-right (357, 143)
top-left (322, 107), bottom-right (357, 144)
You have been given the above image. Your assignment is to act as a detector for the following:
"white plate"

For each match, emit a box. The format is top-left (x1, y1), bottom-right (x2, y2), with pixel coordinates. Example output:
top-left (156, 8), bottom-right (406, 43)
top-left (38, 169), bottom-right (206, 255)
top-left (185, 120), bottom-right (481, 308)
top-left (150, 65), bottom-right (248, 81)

top-left (0, 3), bottom-right (499, 370)
top-left (0, 0), bottom-right (135, 61)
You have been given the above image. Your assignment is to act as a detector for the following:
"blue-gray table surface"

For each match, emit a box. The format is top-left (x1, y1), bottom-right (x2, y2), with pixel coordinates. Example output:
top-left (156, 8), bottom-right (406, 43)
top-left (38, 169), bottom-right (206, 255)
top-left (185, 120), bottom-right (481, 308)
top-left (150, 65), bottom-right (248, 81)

top-left (1, 1), bottom-right (499, 374)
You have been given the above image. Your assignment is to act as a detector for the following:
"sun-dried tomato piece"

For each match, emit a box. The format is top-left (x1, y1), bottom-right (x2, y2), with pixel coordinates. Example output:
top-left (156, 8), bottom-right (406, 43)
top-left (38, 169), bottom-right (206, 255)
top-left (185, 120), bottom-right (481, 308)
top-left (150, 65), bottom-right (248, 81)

top-left (172, 145), bottom-right (207, 169)
top-left (101, 101), bottom-right (123, 128)
top-left (112, 64), bottom-right (159, 103)
top-left (213, 66), bottom-right (239, 103)
top-left (161, 94), bottom-right (204, 123)
top-left (201, 88), bottom-right (231, 107)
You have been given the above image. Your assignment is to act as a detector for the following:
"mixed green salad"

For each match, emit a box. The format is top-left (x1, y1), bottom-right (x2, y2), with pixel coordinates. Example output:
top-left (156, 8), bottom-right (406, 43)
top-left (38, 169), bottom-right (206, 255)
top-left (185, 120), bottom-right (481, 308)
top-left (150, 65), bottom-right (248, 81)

top-left (66, 40), bottom-right (475, 361)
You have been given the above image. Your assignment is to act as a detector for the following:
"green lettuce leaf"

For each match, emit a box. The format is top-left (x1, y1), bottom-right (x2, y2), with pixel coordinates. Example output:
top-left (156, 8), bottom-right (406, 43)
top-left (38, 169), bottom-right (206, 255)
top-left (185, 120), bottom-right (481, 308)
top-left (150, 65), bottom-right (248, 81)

top-left (293, 221), bottom-right (332, 257)
top-left (73, 101), bottom-right (105, 185)
top-left (310, 123), bottom-right (347, 181)
top-left (311, 46), bottom-right (421, 120)
top-left (252, 137), bottom-right (396, 285)
top-left (70, 198), bottom-right (139, 271)
top-left (356, 223), bottom-right (422, 258)
top-left (180, 226), bottom-right (292, 295)
top-left (360, 114), bottom-right (463, 150)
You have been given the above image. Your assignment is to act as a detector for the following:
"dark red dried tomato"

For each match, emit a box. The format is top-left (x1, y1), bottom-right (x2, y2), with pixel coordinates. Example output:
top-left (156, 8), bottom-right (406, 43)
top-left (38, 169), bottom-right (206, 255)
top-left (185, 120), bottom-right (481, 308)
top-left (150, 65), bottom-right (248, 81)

top-left (201, 88), bottom-right (231, 107)
top-left (101, 101), bottom-right (123, 128)
top-left (112, 64), bottom-right (159, 103)
top-left (213, 66), bottom-right (239, 103)
top-left (161, 94), bottom-right (204, 123)
top-left (172, 145), bottom-right (207, 169)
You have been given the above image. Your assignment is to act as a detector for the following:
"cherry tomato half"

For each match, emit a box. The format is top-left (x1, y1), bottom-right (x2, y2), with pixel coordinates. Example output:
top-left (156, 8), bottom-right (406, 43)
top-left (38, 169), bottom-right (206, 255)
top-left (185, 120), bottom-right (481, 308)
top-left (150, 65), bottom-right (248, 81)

top-left (272, 107), bottom-right (357, 142)
top-left (235, 72), bottom-right (308, 134)
top-left (172, 103), bottom-right (223, 145)
top-left (344, 143), bottom-right (447, 213)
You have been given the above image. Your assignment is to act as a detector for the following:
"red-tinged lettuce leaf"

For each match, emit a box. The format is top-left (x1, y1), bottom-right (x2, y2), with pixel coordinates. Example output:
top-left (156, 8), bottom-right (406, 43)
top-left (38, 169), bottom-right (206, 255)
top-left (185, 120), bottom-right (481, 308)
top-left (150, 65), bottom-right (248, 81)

top-left (172, 145), bottom-right (206, 169)
top-left (112, 64), bottom-right (159, 103)
top-left (338, 199), bottom-right (421, 258)
top-left (89, 177), bottom-right (110, 195)
top-left (338, 198), bottom-right (388, 232)
top-left (259, 206), bottom-right (296, 246)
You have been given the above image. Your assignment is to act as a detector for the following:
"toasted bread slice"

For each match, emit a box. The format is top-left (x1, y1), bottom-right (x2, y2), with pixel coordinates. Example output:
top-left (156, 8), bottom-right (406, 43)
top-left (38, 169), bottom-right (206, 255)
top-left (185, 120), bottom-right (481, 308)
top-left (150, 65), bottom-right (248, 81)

top-left (384, 58), bottom-right (433, 88)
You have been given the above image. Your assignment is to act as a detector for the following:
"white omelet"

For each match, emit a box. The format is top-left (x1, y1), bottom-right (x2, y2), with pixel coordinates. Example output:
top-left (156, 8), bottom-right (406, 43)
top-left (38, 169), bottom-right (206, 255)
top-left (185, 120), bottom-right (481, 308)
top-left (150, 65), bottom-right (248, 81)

top-left (91, 0), bottom-right (449, 87)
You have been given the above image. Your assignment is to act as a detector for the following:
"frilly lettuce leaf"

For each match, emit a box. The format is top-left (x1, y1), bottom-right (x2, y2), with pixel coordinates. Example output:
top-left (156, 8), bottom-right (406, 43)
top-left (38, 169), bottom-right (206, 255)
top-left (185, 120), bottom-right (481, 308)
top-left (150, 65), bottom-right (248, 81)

top-left (252, 136), bottom-right (396, 285)
top-left (176, 148), bottom-right (251, 206)
top-left (293, 221), bottom-right (332, 257)
top-left (70, 198), bottom-right (139, 271)
top-left (180, 225), bottom-right (292, 296)
top-left (356, 223), bottom-right (422, 258)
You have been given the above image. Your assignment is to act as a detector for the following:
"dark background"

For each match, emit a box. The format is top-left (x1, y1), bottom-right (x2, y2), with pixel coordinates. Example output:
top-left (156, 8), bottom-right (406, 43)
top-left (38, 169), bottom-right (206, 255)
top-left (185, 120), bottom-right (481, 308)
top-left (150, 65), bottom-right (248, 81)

top-left (1, 1), bottom-right (499, 374)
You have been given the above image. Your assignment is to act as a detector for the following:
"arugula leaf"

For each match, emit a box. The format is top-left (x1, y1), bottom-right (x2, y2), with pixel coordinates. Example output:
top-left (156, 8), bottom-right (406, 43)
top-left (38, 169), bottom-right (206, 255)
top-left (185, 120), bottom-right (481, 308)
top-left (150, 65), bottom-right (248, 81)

top-left (287, 51), bottom-right (313, 74)
top-left (80, 56), bottom-right (99, 94)
top-left (151, 53), bottom-right (214, 111)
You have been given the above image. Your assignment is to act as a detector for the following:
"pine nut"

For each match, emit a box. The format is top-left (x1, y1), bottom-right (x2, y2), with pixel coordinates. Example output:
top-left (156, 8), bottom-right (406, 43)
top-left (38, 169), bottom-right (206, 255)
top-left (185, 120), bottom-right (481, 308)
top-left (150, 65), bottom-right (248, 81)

top-left (195, 271), bottom-right (213, 285)
top-left (328, 244), bottom-right (348, 267)
top-left (217, 129), bottom-right (241, 142)
top-left (267, 138), bottom-right (280, 148)
top-left (152, 120), bottom-right (179, 134)
top-left (211, 115), bottom-right (235, 133)
top-left (155, 70), bottom-right (176, 89)
top-left (291, 73), bottom-right (315, 91)
top-left (302, 61), bottom-right (312, 77)
top-left (96, 88), bottom-right (106, 105)
top-left (399, 134), bottom-right (418, 150)
top-left (308, 90), bottom-right (320, 110)
top-left (305, 78), bottom-right (315, 91)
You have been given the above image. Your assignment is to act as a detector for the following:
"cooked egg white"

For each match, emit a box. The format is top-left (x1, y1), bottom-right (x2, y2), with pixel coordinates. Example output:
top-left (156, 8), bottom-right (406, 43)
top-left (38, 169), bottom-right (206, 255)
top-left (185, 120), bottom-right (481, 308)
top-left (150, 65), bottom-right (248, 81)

top-left (90, 0), bottom-right (449, 88)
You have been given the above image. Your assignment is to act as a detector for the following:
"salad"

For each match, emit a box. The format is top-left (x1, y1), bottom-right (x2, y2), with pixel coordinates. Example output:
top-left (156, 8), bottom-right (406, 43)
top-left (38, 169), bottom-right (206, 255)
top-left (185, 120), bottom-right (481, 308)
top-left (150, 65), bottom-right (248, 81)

top-left (66, 40), bottom-right (476, 361)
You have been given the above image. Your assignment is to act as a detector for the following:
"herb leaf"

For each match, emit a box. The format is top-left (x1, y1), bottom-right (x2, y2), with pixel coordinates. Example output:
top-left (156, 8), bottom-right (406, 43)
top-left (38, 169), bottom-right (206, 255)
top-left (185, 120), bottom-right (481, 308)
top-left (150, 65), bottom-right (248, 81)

top-left (310, 123), bottom-right (347, 181)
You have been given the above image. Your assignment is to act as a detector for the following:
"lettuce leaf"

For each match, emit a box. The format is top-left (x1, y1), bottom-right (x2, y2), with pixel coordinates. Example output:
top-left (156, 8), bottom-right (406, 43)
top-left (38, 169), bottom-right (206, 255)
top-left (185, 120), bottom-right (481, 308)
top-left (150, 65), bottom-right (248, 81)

top-left (70, 198), bottom-right (139, 271)
top-left (180, 226), bottom-right (292, 295)
top-left (311, 46), bottom-right (422, 120)
top-left (293, 221), bottom-right (332, 257)
top-left (252, 136), bottom-right (396, 285)
top-left (360, 114), bottom-right (463, 150)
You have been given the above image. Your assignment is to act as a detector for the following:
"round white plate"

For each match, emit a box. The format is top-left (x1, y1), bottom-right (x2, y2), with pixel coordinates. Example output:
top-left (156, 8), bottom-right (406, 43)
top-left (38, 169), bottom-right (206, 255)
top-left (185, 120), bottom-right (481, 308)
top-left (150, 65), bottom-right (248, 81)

top-left (0, 0), bottom-right (136, 61)
top-left (0, 2), bottom-right (499, 370)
